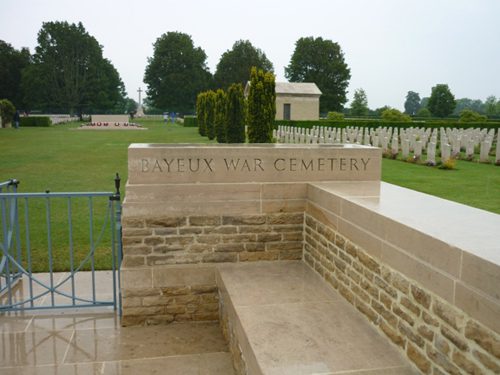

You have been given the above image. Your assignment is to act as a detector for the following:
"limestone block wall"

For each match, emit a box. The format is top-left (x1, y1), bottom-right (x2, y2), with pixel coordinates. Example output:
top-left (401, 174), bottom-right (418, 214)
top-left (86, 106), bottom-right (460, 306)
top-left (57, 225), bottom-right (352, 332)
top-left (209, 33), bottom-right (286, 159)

top-left (120, 264), bottom-right (218, 326)
top-left (121, 213), bottom-right (303, 326)
top-left (275, 95), bottom-right (320, 121)
top-left (121, 144), bottom-right (381, 326)
top-left (304, 183), bottom-right (500, 374)
top-left (122, 213), bottom-right (303, 267)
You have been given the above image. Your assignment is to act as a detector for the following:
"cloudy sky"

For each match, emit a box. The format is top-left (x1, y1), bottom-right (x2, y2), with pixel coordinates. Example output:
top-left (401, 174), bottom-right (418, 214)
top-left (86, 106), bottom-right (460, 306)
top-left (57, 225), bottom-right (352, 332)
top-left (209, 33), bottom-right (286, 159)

top-left (1, 0), bottom-right (499, 109)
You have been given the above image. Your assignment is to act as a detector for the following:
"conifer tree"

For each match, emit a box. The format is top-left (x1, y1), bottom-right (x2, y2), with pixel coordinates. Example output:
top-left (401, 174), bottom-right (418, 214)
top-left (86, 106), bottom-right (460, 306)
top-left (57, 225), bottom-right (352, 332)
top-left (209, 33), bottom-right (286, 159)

top-left (215, 89), bottom-right (227, 143)
top-left (205, 90), bottom-right (217, 140)
top-left (247, 67), bottom-right (275, 143)
top-left (226, 83), bottom-right (246, 143)
top-left (196, 92), bottom-right (207, 137)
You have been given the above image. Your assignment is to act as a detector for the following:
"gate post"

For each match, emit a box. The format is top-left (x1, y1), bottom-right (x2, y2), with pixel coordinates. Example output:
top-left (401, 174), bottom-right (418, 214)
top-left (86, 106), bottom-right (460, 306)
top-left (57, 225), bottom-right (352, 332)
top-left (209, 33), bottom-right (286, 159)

top-left (110, 173), bottom-right (122, 313)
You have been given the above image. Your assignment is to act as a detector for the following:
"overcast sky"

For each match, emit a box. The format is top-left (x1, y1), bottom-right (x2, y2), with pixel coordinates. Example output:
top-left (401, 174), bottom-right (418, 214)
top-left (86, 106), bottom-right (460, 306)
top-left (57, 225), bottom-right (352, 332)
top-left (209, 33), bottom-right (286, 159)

top-left (1, 0), bottom-right (499, 109)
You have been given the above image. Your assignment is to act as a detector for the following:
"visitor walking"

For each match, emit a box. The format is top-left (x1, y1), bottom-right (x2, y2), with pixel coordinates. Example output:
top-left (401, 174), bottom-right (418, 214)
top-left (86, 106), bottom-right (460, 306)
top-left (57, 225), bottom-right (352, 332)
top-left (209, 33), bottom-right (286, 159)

top-left (13, 110), bottom-right (20, 129)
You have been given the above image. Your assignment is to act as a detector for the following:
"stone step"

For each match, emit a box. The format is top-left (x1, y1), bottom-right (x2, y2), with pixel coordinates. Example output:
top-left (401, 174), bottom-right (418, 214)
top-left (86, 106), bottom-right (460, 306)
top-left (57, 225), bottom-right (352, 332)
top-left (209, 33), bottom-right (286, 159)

top-left (217, 261), bottom-right (417, 375)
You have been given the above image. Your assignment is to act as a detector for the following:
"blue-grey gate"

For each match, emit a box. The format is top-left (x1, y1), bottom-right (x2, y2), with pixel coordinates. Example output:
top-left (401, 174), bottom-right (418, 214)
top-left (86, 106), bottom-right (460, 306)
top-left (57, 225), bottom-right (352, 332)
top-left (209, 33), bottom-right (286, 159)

top-left (0, 175), bottom-right (122, 313)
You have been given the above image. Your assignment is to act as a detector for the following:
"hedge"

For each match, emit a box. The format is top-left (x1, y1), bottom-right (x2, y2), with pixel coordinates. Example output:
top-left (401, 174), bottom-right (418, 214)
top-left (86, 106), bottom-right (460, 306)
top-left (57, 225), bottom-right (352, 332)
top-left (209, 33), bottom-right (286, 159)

top-left (274, 119), bottom-right (500, 130)
top-left (20, 117), bottom-right (52, 127)
top-left (183, 115), bottom-right (198, 127)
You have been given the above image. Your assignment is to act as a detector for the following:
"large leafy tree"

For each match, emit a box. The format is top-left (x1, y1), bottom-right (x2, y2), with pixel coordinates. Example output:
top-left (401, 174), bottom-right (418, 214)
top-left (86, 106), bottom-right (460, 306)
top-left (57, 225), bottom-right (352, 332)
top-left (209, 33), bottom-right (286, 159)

top-left (350, 88), bottom-right (369, 116)
top-left (214, 40), bottom-right (273, 89)
top-left (21, 21), bottom-right (125, 114)
top-left (404, 91), bottom-right (421, 115)
top-left (428, 84), bottom-right (456, 118)
top-left (285, 36), bottom-right (350, 112)
top-left (452, 98), bottom-right (484, 116)
top-left (144, 32), bottom-right (212, 114)
top-left (0, 40), bottom-right (31, 108)
top-left (484, 95), bottom-right (498, 116)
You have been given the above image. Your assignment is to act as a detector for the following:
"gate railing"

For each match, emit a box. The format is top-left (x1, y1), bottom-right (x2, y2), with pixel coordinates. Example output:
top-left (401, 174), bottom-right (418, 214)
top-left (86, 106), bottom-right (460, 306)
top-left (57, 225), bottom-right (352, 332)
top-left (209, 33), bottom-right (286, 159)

top-left (0, 174), bottom-right (122, 313)
top-left (0, 179), bottom-right (21, 297)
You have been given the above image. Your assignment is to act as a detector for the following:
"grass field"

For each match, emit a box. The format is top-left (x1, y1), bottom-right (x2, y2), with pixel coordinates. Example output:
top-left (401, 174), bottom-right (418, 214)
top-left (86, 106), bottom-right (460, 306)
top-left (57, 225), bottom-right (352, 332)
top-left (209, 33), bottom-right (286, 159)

top-left (1, 118), bottom-right (499, 272)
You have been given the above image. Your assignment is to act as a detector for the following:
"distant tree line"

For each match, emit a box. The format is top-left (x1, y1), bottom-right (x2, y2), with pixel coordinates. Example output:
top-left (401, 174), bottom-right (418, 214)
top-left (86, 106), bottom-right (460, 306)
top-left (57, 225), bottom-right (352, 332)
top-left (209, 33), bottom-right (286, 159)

top-left (144, 32), bottom-right (350, 115)
top-left (346, 85), bottom-right (500, 120)
top-left (0, 21), bottom-right (135, 117)
top-left (4, 23), bottom-right (497, 121)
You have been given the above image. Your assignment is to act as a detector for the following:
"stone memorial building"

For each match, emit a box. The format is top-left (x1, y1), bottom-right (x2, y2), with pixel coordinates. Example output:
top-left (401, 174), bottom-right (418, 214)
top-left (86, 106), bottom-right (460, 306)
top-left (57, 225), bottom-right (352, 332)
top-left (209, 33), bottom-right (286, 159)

top-left (245, 82), bottom-right (322, 121)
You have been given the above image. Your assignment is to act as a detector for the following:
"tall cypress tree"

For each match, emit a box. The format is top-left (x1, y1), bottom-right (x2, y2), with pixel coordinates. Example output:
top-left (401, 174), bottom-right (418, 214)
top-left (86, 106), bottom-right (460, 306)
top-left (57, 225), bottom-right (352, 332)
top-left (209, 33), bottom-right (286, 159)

top-left (247, 67), bottom-right (275, 143)
top-left (205, 90), bottom-right (217, 140)
top-left (196, 92), bottom-right (207, 136)
top-left (226, 83), bottom-right (246, 143)
top-left (215, 89), bottom-right (227, 143)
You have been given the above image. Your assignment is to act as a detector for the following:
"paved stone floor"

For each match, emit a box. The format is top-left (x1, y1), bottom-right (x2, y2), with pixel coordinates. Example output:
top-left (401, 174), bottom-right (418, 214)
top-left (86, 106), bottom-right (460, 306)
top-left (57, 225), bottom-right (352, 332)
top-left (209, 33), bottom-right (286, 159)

top-left (0, 272), bottom-right (235, 375)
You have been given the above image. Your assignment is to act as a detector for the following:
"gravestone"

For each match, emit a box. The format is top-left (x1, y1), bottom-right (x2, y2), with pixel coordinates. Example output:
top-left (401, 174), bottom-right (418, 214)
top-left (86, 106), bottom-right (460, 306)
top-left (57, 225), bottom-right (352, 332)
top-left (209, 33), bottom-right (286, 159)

top-left (496, 131), bottom-right (500, 164)
top-left (426, 141), bottom-right (436, 165)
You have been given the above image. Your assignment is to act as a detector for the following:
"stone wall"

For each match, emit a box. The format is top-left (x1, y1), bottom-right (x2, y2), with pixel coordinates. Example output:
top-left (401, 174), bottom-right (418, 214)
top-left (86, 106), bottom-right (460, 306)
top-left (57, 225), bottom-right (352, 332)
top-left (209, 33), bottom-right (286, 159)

top-left (121, 213), bottom-right (303, 326)
top-left (91, 114), bottom-right (129, 123)
top-left (122, 213), bottom-right (303, 267)
top-left (120, 264), bottom-right (218, 326)
top-left (304, 213), bottom-right (500, 374)
top-left (219, 276), bottom-right (248, 375)
top-left (275, 95), bottom-right (320, 121)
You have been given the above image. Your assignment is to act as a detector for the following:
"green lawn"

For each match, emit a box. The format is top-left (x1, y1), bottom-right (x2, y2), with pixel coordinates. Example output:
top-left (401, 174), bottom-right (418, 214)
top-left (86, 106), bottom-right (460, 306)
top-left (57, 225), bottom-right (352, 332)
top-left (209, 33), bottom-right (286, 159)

top-left (382, 158), bottom-right (500, 213)
top-left (1, 119), bottom-right (499, 272)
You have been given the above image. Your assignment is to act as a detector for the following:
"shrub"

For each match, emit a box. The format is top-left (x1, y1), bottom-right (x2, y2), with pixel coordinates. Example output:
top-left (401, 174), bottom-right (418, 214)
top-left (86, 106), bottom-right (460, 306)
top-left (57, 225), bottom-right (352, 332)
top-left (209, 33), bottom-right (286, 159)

top-left (381, 108), bottom-right (411, 122)
top-left (0, 99), bottom-right (16, 127)
top-left (416, 108), bottom-right (431, 117)
top-left (226, 83), bottom-right (246, 143)
top-left (183, 115), bottom-right (198, 127)
top-left (439, 158), bottom-right (456, 170)
top-left (327, 111), bottom-right (344, 121)
top-left (459, 109), bottom-right (487, 123)
top-left (20, 116), bottom-right (52, 127)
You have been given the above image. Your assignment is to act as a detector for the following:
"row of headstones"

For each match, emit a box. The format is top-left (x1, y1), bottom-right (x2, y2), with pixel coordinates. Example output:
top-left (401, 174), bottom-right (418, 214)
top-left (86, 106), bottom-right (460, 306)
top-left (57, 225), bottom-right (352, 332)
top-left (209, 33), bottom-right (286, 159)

top-left (274, 125), bottom-right (500, 164)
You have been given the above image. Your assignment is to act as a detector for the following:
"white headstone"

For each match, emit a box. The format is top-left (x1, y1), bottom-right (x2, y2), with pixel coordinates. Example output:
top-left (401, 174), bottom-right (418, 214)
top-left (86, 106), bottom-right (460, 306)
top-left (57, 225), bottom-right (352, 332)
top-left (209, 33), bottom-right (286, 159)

top-left (480, 140), bottom-right (491, 163)
top-left (441, 143), bottom-right (451, 163)
top-left (426, 142), bottom-right (436, 165)
top-left (391, 136), bottom-right (399, 156)
top-left (496, 130), bottom-right (500, 164)
top-left (402, 139), bottom-right (410, 158)
top-left (414, 140), bottom-right (423, 159)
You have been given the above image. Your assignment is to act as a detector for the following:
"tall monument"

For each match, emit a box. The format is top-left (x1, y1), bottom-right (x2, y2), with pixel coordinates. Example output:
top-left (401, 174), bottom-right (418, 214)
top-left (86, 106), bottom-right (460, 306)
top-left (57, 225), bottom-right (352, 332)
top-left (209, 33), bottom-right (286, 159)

top-left (136, 87), bottom-right (145, 117)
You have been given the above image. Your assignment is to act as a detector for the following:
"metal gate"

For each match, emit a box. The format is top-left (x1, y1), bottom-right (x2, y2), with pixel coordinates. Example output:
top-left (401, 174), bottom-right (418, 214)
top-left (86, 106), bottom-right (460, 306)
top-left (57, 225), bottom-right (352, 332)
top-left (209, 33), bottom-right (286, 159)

top-left (0, 175), bottom-right (122, 313)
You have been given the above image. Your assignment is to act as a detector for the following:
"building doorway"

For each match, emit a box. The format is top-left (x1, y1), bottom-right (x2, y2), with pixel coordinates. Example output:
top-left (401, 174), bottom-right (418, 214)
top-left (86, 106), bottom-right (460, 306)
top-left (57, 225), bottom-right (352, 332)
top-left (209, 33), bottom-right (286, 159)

top-left (283, 104), bottom-right (291, 120)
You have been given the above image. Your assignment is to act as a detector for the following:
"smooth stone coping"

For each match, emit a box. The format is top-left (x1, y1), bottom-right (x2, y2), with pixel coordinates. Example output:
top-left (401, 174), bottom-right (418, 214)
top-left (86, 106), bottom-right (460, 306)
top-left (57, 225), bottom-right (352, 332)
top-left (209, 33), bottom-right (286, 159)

top-left (127, 143), bottom-right (381, 184)
top-left (217, 261), bottom-right (414, 375)
top-left (312, 181), bottom-right (500, 266)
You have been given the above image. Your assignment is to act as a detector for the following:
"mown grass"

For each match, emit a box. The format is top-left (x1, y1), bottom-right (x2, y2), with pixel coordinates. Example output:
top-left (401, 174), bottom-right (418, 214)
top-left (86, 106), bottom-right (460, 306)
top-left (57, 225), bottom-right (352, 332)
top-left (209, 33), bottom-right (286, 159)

top-left (0, 119), bottom-right (213, 272)
top-left (382, 157), bottom-right (500, 214)
top-left (1, 119), bottom-right (498, 272)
